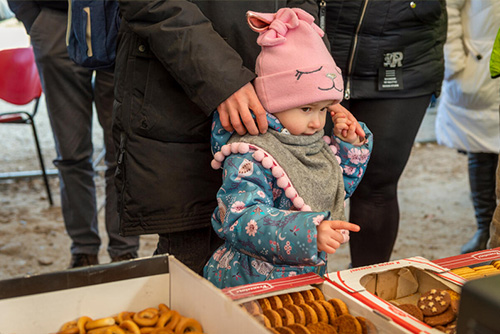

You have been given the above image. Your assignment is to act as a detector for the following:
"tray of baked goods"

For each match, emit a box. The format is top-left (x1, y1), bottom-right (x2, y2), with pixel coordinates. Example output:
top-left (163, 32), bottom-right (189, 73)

top-left (325, 257), bottom-right (464, 334)
top-left (223, 272), bottom-right (413, 333)
top-left (0, 255), bottom-right (269, 334)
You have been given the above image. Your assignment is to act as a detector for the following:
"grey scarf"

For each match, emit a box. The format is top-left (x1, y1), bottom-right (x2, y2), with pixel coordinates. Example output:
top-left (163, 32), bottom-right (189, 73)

top-left (229, 130), bottom-right (346, 220)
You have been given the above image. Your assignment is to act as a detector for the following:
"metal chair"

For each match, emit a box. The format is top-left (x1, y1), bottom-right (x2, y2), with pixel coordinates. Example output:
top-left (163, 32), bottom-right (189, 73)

top-left (0, 46), bottom-right (53, 205)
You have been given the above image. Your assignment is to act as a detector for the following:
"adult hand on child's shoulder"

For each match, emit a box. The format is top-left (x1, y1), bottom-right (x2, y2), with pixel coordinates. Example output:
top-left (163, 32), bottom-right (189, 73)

top-left (217, 82), bottom-right (268, 135)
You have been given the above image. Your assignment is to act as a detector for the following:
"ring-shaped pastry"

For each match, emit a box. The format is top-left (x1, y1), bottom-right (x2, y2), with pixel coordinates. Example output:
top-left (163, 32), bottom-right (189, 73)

top-left (158, 304), bottom-right (170, 314)
top-left (150, 328), bottom-right (174, 334)
top-left (117, 312), bottom-right (135, 324)
top-left (77, 316), bottom-right (92, 334)
top-left (173, 317), bottom-right (203, 334)
top-left (119, 320), bottom-right (141, 334)
top-left (139, 327), bottom-right (156, 334)
top-left (133, 308), bottom-right (159, 327)
top-left (164, 311), bottom-right (181, 331)
top-left (156, 310), bottom-right (174, 328)
top-left (86, 317), bottom-right (116, 330)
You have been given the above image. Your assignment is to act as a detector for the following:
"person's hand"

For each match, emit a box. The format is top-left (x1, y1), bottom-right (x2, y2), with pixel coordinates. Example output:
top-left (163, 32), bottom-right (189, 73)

top-left (317, 220), bottom-right (360, 254)
top-left (217, 82), bottom-right (268, 135)
top-left (329, 104), bottom-right (365, 142)
top-left (332, 112), bottom-right (360, 144)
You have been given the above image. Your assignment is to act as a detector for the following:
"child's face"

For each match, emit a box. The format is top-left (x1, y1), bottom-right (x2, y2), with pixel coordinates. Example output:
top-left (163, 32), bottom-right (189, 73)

top-left (274, 100), bottom-right (334, 135)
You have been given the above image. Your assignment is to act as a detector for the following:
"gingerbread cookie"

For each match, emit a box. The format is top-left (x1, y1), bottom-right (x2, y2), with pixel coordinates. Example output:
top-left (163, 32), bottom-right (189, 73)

top-left (298, 303), bottom-right (319, 325)
top-left (356, 316), bottom-right (378, 334)
top-left (332, 314), bottom-right (362, 334)
top-left (328, 298), bottom-right (350, 317)
top-left (423, 306), bottom-right (456, 327)
top-left (276, 307), bottom-right (295, 326)
top-left (317, 300), bottom-right (337, 324)
top-left (417, 289), bottom-right (451, 316)
top-left (285, 304), bottom-right (306, 326)
top-left (397, 303), bottom-right (424, 322)
top-left (264, 309), bottom-right (283, 328)
top-left (286, 323), bottom-right (313, 334)
top-left (306, 322), bottom-right (337, 334)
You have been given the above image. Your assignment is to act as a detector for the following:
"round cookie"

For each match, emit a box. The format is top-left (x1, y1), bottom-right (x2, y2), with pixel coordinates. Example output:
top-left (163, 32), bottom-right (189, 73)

top-left (306, 322), bottom-right (337, 334)
top-left (301, 289), bottom-right (315, 303)
top-left (268, 329), bottom-right (281, 334)
top-left (242, 300), bottom-right (261, 315)
top-left (269, 295), bottom-right (284, 310)
top-left (255, 313), bottom-right (271, 328)
top-left (258, 298), bottom-right (273, 312)
top-left (264, 309), bottom-right (284, 328)
top-left (285, 304), bottom-right (306, 326)
top-left (286, 324), bottom-right (313, 334)
top-left (317, 300), bottom-right (338, 324)
top-left (423, 306), bottom-right (456, 327)
top-left (356, 316), bottom-right (378, 334)
top-left (298, 303), bottom-right (319, 325)
top-left (328, 298), bottom-right (350, 316)
top-left (310, 287), bottom-right (325, 301)
top-left (417, 289), bottom-right (451, 316)
top-left (278, 293), bottom-right (295, 306)
top-left (397, 303), bottom-right (424, 322)
top-left (307, 301), bottom-right (329, 323)
top-left (275, 307), bottom-right (295, 326)
top-left (290, 292), bottom-right (306, 305)
top-left (274, 327), bottom-right (295, 334)
top-left (332, 314), bottom-right (362, 334)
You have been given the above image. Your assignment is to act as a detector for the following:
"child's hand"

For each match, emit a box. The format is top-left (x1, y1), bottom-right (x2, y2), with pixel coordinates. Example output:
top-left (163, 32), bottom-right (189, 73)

top-left (329, 104), bottom-right (366, 145)
top-left (317, 220), bottom-right (360, 254)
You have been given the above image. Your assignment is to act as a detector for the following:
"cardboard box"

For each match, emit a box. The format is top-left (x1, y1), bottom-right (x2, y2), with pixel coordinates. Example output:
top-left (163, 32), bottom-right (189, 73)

top-left (432, 247), bottom-right (500, 269)
top-left (223, 272), bottom-right (412, 333)
top-left (325, 256), bottom-right (463, 334)
top-left (0, 255), bottom-right (269, 334)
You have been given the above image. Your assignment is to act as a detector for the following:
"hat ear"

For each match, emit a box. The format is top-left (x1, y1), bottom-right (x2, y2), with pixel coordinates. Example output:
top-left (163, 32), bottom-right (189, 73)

top-left (247, 11), bottom-right (275, 32)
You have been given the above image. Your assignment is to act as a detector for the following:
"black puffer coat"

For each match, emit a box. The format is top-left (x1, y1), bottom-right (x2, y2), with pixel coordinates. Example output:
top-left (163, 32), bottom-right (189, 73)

top-left (324, 0), bottom-right (447, 100)
top-left (114, 0), bottom-right (320, 236)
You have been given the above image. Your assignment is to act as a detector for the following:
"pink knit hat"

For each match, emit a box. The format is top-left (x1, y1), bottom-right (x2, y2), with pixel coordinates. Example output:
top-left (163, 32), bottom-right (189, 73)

top-left (247, 8), bottom-right (343, 114)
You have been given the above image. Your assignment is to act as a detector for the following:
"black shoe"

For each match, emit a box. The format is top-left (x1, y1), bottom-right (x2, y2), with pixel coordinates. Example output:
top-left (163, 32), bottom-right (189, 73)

top-left (69, 254), bottom-right (99, 268)
top-left (461, 229), bottom-right (490, 254)
top-left (110, 252), bottom-right (138, 263)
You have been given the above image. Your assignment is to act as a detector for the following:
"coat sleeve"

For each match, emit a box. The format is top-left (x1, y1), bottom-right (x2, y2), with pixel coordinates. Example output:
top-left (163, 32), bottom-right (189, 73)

top-left (117, 0), bottom-right (256, 115)
top-left (330, 122), bottom-right (373, 198)
top-left (212, 153), bottom-right (328, 267)
top-left (443, 0), bottom-right (467, 80)
top-left (7, 0), bottom-right (40, 34)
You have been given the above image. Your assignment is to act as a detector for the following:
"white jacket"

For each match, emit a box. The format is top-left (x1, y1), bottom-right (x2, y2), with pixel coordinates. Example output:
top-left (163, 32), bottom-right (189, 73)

top-left (435, 0), bottom-right (500, 153)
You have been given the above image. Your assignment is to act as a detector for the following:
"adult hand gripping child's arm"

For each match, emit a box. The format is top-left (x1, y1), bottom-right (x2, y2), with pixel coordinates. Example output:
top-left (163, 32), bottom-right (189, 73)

top-left (317, 220), bottom-right (360, 254)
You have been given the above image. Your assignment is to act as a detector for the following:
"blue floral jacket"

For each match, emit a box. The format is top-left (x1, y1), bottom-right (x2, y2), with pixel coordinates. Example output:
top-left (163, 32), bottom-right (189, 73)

top-left (203, 112), bottom-right (372, 288)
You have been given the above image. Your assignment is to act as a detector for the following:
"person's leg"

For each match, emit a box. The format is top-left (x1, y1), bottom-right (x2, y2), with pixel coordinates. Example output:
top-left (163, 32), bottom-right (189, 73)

top-left (94, 70), bottom-right (140, 260)
top-left (461, 152), bottom-right (498, 253)
top-left (488, 155), bottom-right (500, 249)
top-left (155, 227), bottom-right (224, 275)
top-left (30, 8), bottom-right (100, 265)
top-left (345, 95), bottom-right (431, 267)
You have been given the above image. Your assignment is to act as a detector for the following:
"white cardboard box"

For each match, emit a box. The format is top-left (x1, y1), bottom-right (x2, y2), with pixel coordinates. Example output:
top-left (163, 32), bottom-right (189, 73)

top-left (223, 272), bottom-right (412, 333)
top-left (0, 255), bottom-right (269, 334)
top-left (325, 256), bottom-right (464, 334)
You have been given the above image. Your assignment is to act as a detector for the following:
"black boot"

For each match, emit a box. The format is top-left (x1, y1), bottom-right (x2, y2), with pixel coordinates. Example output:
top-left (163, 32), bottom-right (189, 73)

top-left (461, 153), bottom-right (497, 254)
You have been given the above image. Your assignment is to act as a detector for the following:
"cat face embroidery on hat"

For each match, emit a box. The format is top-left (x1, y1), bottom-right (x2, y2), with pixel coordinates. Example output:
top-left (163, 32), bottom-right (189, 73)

top-left (295, 65), bottom-right (343, 93)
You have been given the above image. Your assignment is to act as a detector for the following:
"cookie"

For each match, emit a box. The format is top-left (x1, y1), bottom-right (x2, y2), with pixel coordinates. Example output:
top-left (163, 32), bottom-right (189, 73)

top-left (397, 303), bottom-right (424, 322)
top-left (310, 287), bottom-right (325, 301)
top-left (264, 309), bottom-right (283, 328)
top-left (278, 293), bottom-right (295, 306)
top-left (258, 298), bottom-right (273, 311)
top-left (268, 328), bottom-right (281, 334)
top-left (285, 304), bottom-right (306, 326)
top-left (317, 300), bottom-right (338, 324)
top-left (301, 289), bottom-right (315, 303)
top-left (298, 303), bottom-right (319, 325)
top-left (255, 313), bottom-right (271, 328)
top-left (268, 295), bottom-right (284, 310)
top-left (306, 322), bottom-right (337, 334)
top-left (275, 307), bottom-right (295, 326)
top-left (290, 292), bottom-right (306, 305)
top-left (423, 306), bottom-right (456, 327)
top-left (356, 316), bottom-right (378, 334)
top-left (286, 324), bottom-right (313, 334)
top-left (328, 298), bottom-right (350, 316)
top-left (307, 301), bottom-right (329, 323)
top-left (444, 289), bottom-right (460, 302)
top-left (417, 289), bottom-right (451, 316)
top-left (274, 327), bottom-right (295, 334)
top-left (242, 300), bottom-right (261, 315)
top-left (332, 314), bottom-right (362, 334)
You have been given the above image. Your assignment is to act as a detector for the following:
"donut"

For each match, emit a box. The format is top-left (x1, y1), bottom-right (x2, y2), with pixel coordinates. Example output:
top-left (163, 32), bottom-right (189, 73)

top-left (157, 311), bottom-right (175, 328)
top-left (356, 316), bottom-right (378, 334)
top-left (310, 288), bottom-right (325, 301)
top-left (290, 292), bottom-right (305, 305)
top-left (119, 320), bottom-right (141, 334)
top-left (332, 314), bottom-right (362, 334)
top-left (275, 307), bottom-right (295, 326)
top-left (284, 304), bottom-right (306, 326)
top-left (274, 327), bottom-right (295, 334)
top-left (268, 295), bottom-right (284, 310)
top-left (307, 301), bottom-right (328, 324)
top-left (86, 317), bottom-right (116, 330)
top-left (263, 309), bottom-right (283, 328)
top-left (327, 298), bottom-right (350, 316)
top-left (306, 322), bottom-right (337, 334)
top-left (297, 303), bottom-right (318, 325)
top-left (316, 300), bottom-right (337, 324)
top-left (258, 298), bottom-right (273, 311)
top-left (174, 317), bottom-right (203, 333)
top-left (278, 293), bottom-right (294, 306)
top-left (164, 311), bottom-right (181, 331)
top-left (158, 304), bottom-right (170, 314)
top-left (77, 316), bottom-right (92, 334)
top-left (117, 312), bottom-right (135, 324)
top-left (286, 324), bottom-right (312, 334)
top-left (300, 290), bottom-right (315, 303)
top-left (133, 308), bottom-right (160, 327)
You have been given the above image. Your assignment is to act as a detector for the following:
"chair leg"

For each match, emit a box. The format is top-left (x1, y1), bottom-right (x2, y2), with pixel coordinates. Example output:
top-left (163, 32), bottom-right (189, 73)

top-left (28, 115), bottom-right (53, 206)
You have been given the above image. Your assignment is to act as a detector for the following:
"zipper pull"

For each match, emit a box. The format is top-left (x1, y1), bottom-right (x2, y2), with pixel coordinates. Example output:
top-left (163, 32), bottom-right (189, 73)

top-left (344, 87), bottom-right (351, 100)
top-left (319, 0), bottom-right (326, 32)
